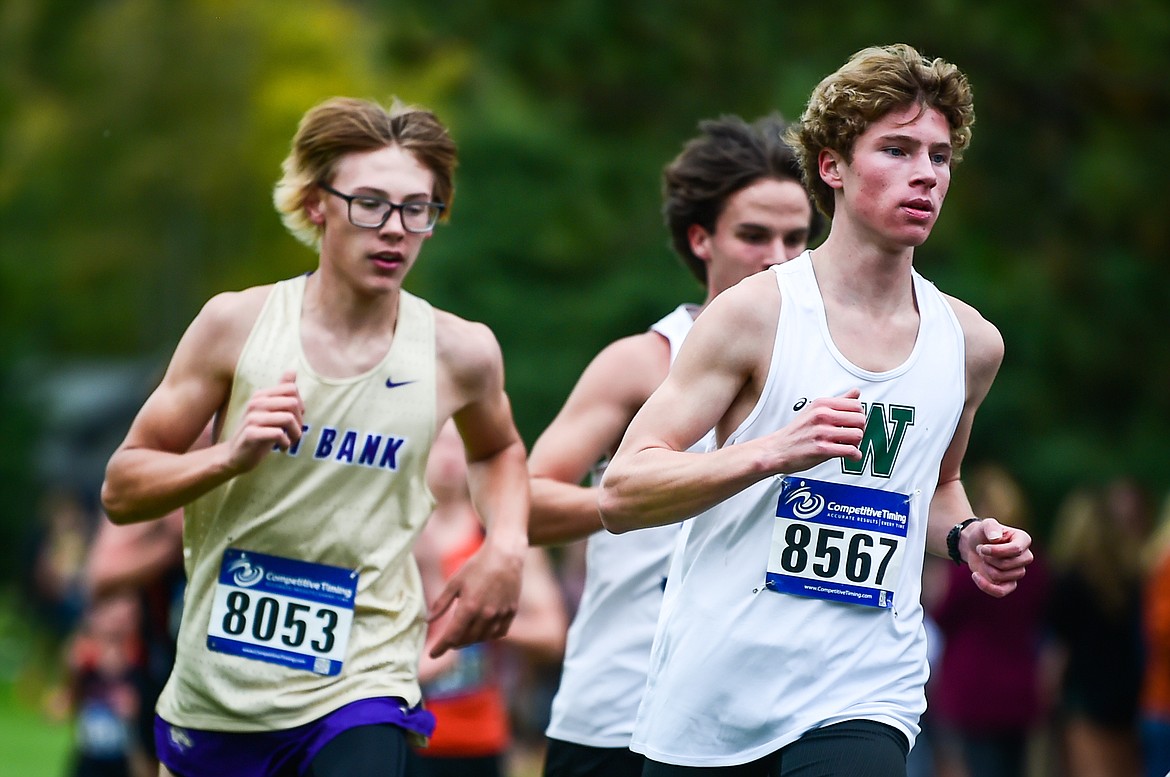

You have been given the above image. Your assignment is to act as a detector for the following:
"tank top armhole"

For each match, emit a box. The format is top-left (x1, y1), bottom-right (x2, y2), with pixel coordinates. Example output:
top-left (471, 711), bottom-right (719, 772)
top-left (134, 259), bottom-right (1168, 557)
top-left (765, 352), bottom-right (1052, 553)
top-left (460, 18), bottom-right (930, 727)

top-left (402, 290), bottom-right (439, 451)
top-left (916, 273), bottom-right (967, 439)
top-left (722, 268), bottom-right (787, 449)
top-left (225, 278), bottom-right (299, 423)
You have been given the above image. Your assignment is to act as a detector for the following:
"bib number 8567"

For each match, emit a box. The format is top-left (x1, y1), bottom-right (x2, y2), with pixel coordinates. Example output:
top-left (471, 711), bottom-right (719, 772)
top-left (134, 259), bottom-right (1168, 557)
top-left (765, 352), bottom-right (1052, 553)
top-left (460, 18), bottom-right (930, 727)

top-left (778, 524), bottom-right (898, 586)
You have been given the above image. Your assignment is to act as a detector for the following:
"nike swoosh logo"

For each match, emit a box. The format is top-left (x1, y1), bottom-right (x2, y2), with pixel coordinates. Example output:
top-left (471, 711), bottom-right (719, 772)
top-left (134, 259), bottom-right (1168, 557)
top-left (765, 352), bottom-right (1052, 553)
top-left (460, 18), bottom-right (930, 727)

top-left (385, 377), bottom-right (416, 389)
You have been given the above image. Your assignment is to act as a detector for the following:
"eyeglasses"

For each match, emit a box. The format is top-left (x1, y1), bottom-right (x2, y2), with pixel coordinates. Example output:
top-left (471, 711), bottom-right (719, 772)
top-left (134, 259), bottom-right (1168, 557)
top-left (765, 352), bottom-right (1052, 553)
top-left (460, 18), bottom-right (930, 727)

top-left (318, 183), bottom-right (445, 233)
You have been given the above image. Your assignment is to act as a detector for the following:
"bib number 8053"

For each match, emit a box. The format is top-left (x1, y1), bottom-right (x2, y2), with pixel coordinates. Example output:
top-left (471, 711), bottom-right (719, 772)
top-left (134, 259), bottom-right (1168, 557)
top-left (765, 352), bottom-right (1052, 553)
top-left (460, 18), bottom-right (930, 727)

top-left (220, 591), bottom-right (339, 653)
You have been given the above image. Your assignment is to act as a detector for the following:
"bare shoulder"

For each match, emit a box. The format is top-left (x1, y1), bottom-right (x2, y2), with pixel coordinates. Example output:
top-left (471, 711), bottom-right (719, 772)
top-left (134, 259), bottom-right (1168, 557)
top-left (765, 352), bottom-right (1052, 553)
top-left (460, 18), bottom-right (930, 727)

top-left (433, 308), bottom-right (503, 377)
top-left (432, 308), bottom-right (507, 418)
top-left (684, 270), bottom-right (781, 365)
top-left (584, 330), bottom-right (671, 407)
top-left (197, 284), bottom-right (274, 331)
top-left (943, 293), bottom-right (1005, 391)
top-left (185, 284), bottom-right (277, 373)
top-left (431, 307), bottom-right (523, 458)
top-left (149, 283), bottom-right (277, 427)
top-left (701, 270), bottom-right (781, 331)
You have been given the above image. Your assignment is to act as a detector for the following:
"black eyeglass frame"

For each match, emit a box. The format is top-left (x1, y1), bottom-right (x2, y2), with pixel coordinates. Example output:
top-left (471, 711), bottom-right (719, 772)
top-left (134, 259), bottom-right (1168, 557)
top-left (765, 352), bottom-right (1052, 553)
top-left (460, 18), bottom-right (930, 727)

top-left (318, 182), bottom-right (445, 233)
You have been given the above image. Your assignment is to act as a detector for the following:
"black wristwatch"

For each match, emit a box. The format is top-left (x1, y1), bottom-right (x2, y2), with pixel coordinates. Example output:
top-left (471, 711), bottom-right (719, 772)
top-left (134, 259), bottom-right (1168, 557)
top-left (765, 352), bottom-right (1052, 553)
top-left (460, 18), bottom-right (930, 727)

top-left (947, 518), bottom-right (980, 565)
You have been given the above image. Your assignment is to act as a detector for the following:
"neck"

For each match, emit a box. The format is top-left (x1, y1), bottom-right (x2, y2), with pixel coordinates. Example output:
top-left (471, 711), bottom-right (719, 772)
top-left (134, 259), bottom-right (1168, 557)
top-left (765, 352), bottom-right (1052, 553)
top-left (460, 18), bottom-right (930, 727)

top-left (811, 225), bottom-right (916, 314)
top-left (303, 268), bottom-right (401, 339)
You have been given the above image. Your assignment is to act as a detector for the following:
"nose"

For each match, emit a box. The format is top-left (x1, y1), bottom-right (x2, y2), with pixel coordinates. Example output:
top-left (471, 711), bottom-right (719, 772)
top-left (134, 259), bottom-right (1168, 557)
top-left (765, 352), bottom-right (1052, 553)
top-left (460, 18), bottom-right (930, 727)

top-left (910, 151), bottom-right (938, 188)
top-left (769, 238), bottom-right (801, 264)
top-left (378, 207), bottom-right (407, 237)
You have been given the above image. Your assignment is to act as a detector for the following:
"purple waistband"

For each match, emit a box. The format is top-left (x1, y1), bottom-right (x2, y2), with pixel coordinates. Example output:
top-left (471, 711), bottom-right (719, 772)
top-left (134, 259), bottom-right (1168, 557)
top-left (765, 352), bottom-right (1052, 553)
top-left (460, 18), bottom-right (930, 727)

top-left (156, 697), bottom-right (436, 777)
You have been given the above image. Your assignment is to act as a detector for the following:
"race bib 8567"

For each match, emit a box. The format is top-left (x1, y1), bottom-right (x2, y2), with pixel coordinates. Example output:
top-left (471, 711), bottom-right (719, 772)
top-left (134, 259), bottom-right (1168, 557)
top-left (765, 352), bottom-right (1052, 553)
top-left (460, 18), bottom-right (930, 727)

top-left (765, 476), bottom-right (909, 609)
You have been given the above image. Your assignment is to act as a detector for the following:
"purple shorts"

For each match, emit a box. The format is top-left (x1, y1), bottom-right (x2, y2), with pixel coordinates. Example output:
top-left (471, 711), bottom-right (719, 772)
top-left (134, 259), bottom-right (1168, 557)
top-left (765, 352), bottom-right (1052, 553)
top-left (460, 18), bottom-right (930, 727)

top-left (155, 697), bottom-right (436, 777)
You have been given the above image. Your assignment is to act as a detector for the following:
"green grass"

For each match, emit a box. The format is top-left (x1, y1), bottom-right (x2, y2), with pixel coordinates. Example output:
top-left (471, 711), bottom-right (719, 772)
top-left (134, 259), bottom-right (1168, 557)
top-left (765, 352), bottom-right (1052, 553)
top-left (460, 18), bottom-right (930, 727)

top-left (0, 588), bottom-right (73, 777)
top-left (0, 683), bottom-right (72, 777)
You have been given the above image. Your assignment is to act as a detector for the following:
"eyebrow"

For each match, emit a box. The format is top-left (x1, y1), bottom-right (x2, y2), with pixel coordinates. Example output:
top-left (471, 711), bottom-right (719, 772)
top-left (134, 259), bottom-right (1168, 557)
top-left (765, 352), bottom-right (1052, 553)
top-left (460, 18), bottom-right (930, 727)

top-left (350, 187), bottom-right (433, 201)
top-left (877, 132), bottom-right (952, 150)
top-left (735, 222), bottom-right (811, 236)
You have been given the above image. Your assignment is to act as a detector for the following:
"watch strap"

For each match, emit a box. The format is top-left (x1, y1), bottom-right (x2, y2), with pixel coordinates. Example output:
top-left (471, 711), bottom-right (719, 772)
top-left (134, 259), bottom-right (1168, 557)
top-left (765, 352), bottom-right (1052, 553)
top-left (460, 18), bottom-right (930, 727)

top-left (947, 517), bottom-right (980, 565)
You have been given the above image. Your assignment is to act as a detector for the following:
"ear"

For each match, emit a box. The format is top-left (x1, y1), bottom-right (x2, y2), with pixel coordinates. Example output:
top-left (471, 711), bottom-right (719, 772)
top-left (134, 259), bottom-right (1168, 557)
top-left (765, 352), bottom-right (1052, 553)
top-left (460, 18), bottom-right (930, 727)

top-left (687, 223), bottom-right (714, 263)
top-left (305, 191), bottom-right (326, 227)
top-left (818, 149), bottom-right (845, 191)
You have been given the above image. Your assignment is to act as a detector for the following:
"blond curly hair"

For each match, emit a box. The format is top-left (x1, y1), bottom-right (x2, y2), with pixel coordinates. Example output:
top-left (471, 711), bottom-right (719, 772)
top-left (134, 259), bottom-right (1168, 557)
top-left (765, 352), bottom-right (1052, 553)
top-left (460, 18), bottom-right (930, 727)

top-left (786, 44), bottom-right (975, 218)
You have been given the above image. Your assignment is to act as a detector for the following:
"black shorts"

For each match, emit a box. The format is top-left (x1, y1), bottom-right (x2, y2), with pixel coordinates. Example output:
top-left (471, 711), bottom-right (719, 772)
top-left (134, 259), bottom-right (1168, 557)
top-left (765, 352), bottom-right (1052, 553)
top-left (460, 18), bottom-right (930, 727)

top-left (306, 724), bottom-right (410, 777)
top-left (543, 737), bottom-right (645, 777)
top-left (405, 750), bottom-right (502, 777)
top-left (641, 720), bottom-right (909, 777)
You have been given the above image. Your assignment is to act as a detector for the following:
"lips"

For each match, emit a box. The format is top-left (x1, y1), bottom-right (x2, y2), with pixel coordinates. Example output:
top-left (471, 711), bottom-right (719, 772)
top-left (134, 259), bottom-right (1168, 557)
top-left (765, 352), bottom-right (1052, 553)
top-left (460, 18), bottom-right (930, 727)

top-left (369, 251), bottom-right (404, 268)
top-left (901, 198), bottom-right (935, 220)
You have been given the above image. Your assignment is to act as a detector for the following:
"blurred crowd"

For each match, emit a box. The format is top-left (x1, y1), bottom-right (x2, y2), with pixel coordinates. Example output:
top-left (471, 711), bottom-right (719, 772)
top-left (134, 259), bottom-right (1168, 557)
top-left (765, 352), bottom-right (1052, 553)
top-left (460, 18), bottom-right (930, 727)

top-left (21, 486), bottom-right (186, 777)
top-left (16, 460), bottom-right (1170, 777)
top-left (916, 467), bottom-right (1166, 777)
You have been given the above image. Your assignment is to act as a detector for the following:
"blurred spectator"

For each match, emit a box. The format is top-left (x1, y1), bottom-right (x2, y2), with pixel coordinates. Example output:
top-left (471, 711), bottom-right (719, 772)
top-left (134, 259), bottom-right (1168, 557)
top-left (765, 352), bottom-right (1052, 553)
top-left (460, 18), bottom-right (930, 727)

top-left (62, 589), bottom-right (151, 777)
top-left (408, 421), bottom-right (567, 777)
top-left (1047, 484), bottom-right (1145, 777)
top-left (28, 488), bottom-right (94, 642)
top-left (1107, 476), bottom-right (1155, 545)
top-left (84, 508), bottom-right (185, 777)
top-left (77, 422), bottom-right (205, 774)
top-left (926, 462), bottom-right (1051, 777)
top-left (1140, 492), bottom-right (1170, 777)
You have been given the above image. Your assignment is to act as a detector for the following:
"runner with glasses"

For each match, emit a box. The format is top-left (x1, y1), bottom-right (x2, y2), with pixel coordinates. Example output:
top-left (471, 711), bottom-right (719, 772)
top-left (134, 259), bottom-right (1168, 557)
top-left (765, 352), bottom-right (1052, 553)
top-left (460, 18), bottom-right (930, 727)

top-left (101, 96), bottom-right (529, 777)
top-left (317, 183), bottom-right (445, 233)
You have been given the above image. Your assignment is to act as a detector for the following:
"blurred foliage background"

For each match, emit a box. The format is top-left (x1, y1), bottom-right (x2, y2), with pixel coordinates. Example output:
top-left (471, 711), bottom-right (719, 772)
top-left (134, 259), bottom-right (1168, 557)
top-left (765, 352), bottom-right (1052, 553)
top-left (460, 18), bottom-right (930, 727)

top-left (2, 0), bottom-right (1168, 575)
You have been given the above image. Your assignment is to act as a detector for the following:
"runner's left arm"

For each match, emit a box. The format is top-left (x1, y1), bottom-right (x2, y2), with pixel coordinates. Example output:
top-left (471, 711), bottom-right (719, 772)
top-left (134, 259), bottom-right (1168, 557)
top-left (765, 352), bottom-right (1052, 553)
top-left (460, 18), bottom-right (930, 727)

top-left (927, 298), bottom-right (1031, 597)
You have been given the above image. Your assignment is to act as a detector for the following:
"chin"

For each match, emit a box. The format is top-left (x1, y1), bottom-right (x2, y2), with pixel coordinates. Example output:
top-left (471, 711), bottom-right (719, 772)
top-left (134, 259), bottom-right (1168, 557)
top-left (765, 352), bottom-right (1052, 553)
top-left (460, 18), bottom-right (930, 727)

top-left (900, 224), bottom-right (935, 246)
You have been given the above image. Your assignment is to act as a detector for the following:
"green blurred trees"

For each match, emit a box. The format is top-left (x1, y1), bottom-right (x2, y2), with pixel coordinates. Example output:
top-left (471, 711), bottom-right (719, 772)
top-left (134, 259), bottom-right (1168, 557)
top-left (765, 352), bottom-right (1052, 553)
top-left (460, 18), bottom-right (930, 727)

top-left (1, 0), bottom-right (1168, 563)
top-left (400, 0), bottom-right (1170, 518)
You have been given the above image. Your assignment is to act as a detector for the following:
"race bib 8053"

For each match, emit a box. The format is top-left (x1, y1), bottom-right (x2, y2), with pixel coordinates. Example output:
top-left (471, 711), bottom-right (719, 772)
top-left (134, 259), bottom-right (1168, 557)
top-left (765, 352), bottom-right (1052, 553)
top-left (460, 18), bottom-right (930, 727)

top-left (207, 548), bottom-right (358, 675)
top-left (765, 476), bottom-right (909, 609)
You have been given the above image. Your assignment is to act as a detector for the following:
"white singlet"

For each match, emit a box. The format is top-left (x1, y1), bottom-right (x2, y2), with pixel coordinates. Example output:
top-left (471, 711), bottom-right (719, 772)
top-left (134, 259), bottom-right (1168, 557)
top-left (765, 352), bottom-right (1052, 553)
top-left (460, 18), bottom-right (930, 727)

top-left (630, 253), bottom-right (965, 766)
top-left (544, 304), bottom-right (698, 748)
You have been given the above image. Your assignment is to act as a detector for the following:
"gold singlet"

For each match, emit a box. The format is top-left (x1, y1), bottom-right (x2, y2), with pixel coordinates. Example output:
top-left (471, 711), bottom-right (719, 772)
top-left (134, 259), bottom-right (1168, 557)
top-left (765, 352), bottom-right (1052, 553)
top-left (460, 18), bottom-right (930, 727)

top-left (157, 274), bottom-right (437, 731)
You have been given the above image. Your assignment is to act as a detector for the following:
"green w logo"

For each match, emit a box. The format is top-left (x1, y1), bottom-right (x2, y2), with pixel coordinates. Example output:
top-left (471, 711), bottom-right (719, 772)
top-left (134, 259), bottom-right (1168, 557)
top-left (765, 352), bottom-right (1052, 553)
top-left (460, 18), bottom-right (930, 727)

top-left (841, 402), bottom-right (915, 478)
